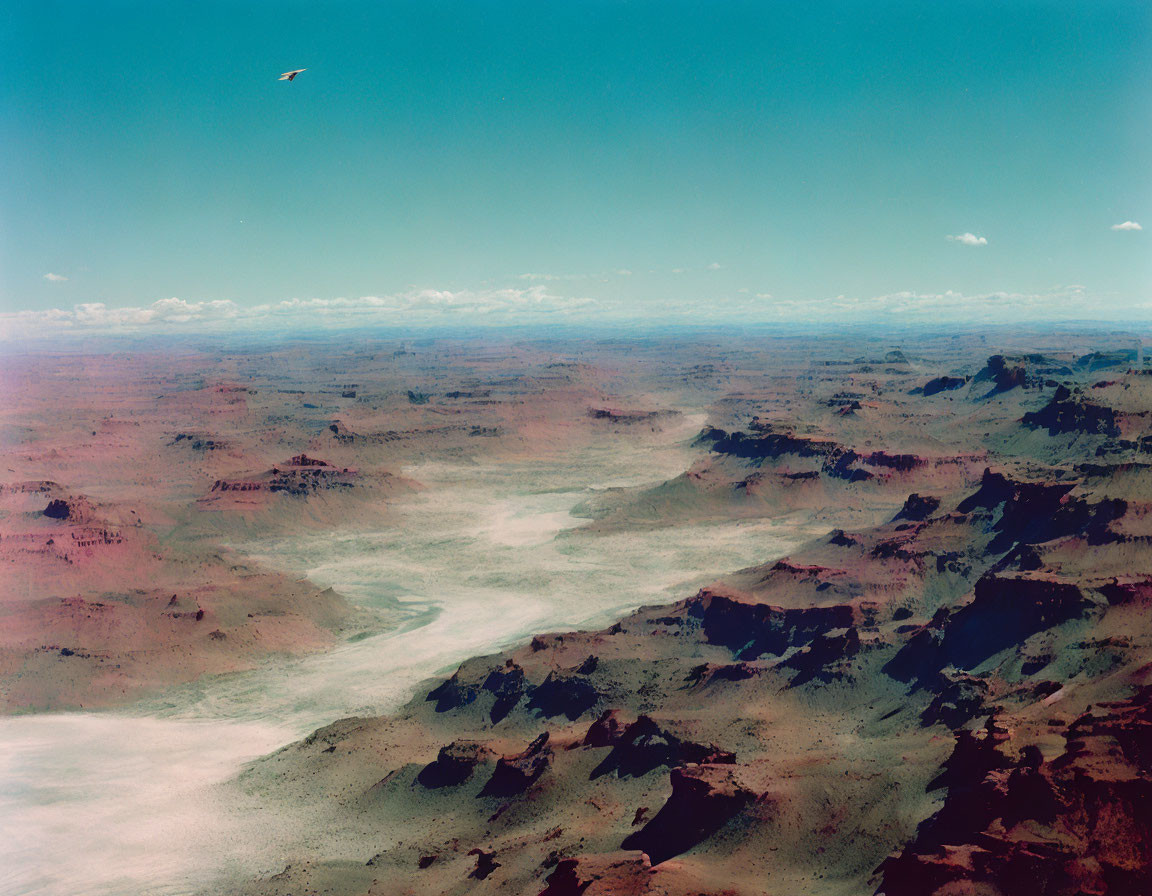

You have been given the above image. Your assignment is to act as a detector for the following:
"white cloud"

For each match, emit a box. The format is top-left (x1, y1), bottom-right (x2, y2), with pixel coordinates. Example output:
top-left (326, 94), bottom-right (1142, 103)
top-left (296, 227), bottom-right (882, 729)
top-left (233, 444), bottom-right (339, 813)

top-left (252, 287), bottom-right (593, 320)
top-left (32, 298), bottom-right (242, 329)
top-left (615, 269), bottom-right (633, 276)
top-left (707, 262), bottom-right (723, 271)
top-left (4, 282), bottom-right (1141, 340)
top-left (671, 268), bottom-right (687, 274)
top-left (43, 273), bottom-right (69, 282)
top-left (518, 272), bottom-right (598, 282)
top-left (1111, 221), bottom-right (1142, 231)
top-left (947, 232), bottom-right (988, 246)
top-left (1, 298), bottom-right (238, 338)
top-left (756, 286), bottom-right (1102, 323)
top-left (1, 288), bottom-right (596, 340)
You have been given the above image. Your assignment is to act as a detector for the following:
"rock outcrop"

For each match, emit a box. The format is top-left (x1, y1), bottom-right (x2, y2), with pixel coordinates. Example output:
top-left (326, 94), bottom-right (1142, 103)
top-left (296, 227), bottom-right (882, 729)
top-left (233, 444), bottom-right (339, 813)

top-left (1023, 385), bottom-right (1121, 437)
top-left (879, 691), bottom-right (1152, 896)
top-left (480, 733), bottom-right (553, 797)
top-left (921, 375), bottom-right (969, 396)
top-left (688, 590), bottom-right (856, 660)
top-left (417, 741), bottom-right (490, 788)
top-left (527, 670), bottom-right (601, 721)
top-left (621, 765), bottom-right (757, 865)
top-left (588, 715), bottom-right (735, 779)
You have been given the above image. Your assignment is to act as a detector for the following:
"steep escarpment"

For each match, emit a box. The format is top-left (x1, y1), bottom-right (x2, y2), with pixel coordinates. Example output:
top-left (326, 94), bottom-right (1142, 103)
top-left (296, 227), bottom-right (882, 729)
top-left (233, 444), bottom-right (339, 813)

top-left (578, 421), bottom-right (987, 533)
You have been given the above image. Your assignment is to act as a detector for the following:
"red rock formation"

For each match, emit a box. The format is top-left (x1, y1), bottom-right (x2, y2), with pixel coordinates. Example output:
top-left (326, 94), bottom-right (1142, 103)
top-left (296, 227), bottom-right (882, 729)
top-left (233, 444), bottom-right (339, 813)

top-left (922, 375), bottom-right (969, 396)
top-left (879, 691), bottom-right (1152, 896)
top-left (1023, 385), bottom-right (1120, 437)
top-left (482, 660), bottom-right (527, 723)
top-left (286, 454), bottom-right (330, 467)
top-left (887, 574), bottom-right (1094, 682)
top-left (417, 741), bottom-right (491, 788)
top-left (480, 732), bottom-right (553, 797)
top-left (984, 354), bottom-right (1030, 391)
top-left (957, 468), bottom-right (1126, 549)
top-left (688, 589), bottom-right (856, 660)
top-left (780, 624), bottom-right (861, 685)
top-left (943, 574), bottom-right (1095, 669)
top-left (42, 499), bottom-right (72, 520)
top-left (468, 848), bottom-right (500, 880)
top-left (537, 858), bottom-right (592, 896)
top-left (583, 709), bottom-right (626, 748)
top-left (894, 493), bottom-right (941, 522)
top-left (589, 715), bottom-right (735, 779)
top-left (621, 764), bottom-right (757, 865)
top-left (527, 669), bottom-right (601, 721)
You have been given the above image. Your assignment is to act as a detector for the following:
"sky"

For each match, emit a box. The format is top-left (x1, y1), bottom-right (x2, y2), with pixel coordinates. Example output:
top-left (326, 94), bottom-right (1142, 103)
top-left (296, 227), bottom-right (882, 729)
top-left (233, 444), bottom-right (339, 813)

top-left (1, 0), bottom-right (1150, 335)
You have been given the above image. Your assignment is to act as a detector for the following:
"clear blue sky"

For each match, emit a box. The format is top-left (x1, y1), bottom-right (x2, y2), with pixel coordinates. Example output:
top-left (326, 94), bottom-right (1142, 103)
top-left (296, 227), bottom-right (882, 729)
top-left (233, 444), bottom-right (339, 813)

top-left (1, 0), bottom-right (1149, 331)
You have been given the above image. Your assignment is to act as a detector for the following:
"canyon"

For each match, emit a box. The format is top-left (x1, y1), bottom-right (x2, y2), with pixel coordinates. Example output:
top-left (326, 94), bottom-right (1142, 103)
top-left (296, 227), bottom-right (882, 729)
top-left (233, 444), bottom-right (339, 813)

top-left (2, 328), bottom-right (1150, 895)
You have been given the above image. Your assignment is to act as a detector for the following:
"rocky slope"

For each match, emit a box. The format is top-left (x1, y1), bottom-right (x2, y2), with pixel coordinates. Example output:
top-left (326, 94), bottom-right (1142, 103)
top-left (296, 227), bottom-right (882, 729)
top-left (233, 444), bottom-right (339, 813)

top-left (234, 343), bottom-right (1152, 896)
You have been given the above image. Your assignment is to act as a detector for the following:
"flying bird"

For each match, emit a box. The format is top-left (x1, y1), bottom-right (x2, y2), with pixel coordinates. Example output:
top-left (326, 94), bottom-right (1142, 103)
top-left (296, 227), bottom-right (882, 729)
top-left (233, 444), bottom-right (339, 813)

top-left (278, 69), bottom-right (306, 81)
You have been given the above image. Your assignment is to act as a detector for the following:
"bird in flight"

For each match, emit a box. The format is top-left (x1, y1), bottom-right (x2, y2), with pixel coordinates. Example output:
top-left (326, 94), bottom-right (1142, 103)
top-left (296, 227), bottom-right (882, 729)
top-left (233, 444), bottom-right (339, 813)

top-left (278, 69), bottom-right (306, 81)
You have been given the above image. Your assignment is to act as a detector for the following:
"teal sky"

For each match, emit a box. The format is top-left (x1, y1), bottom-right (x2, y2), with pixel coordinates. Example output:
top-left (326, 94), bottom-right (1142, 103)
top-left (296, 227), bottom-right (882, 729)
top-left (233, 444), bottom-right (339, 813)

top-left (1, 0), bottom-right (1150, 333)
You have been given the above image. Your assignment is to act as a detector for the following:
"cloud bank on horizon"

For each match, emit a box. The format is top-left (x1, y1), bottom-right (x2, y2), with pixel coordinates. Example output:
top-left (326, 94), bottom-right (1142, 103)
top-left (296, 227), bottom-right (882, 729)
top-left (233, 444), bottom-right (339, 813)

top-left (0, 288), bottom-right (595, 339)
top-left (3, 284), bottom-right (1140, 341)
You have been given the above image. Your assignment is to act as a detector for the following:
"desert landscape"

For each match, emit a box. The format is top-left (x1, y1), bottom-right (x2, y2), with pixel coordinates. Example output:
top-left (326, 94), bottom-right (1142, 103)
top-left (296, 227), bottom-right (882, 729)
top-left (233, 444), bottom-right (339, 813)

top-left (3, 1), bottom-right (1148, 893)
top-left (2, 328), bottom-right (1151, 896)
